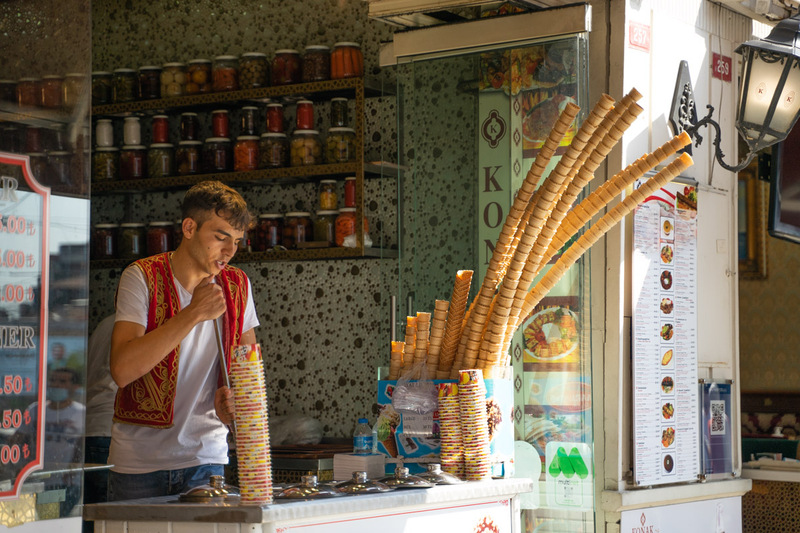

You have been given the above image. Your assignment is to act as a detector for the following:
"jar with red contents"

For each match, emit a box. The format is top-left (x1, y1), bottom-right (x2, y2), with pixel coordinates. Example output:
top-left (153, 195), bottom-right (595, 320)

top-left (146, 221), bottom-right (173, 255)
top-left (335, 207), bottom-right (369, 247)
top-left (283, 212), bottom-right (312, 248)
top-left (180, 112), bottom-right (200, 141)
top-left (255, 213), bottom-right (283, 251)
top-left (234, 136), bottom-right (259, 172)
top-left (40, 75), bottom-right (63, 109)
top-left (266, 103), bottom-right (284, 132)
top-left (120, 145), bottom-right (146, 180)
top-left (296, 100), bottom-right (314, 130)
top-left (211, 109), bottom-right (229, 138)
top-left (344, 176), bottom-right (356, 207)
top-left (202, 137), bottom-right (232, 172)
top-left (92, 223), bottom-right (118, 260)
top-left (212, 55), bottom-right (239, 92)
top-left (272, 50), bottom-right (301, 86)
top-left (151, 115), bottom-right (169, 143)
top-left (17, 78), bottom-right (39, 107)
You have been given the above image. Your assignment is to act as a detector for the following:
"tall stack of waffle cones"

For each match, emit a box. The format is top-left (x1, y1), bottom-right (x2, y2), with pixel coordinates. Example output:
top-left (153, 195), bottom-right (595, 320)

top-left (386, 88), bottom-right (694, 381)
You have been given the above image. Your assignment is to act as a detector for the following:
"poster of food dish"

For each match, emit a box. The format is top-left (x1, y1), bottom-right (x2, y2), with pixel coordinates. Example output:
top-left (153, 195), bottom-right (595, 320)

top-left (631, 181), bottom-right (700, 486)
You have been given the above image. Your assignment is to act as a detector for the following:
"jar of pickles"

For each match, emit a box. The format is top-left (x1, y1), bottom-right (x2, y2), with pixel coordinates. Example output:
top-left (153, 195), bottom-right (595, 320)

top-left (344, 176), bottom-right (356, 207)
top-left (283, 212), bottom-right (312, 248)
top-left (120, 145), bottom-right (146, 180)
top-left (27, 153), bottom-right (47, 181)
top-left (147, 221), bottom-right (173, 255)
top-left (266, 103), bottom-right (284, 132)
top-left (47, 151), bottom-right (71, 185)
top-left (96, 119), bottom-right (114, 147)
top-left (180, 112), bottom-right (200, 141)
top-left (290, 129), bottom-right (322, 167)
top-left (92, 72), bottom-right (112, 105)
top-left (176, 140), bottom-right (202, 175)
top-left (302, 45), bottom-right (330, 82)
top-left (186, 59), bottom-right (212, 94)
top-left (0, 80), bottom-right (16, 103)
top-left (331, 42), bottom-right (364, 79)
top-left (152, 115), bottom-right (169, 144)
top-left (314, 210), bottom-right (338, 246)
top-left (335, 207), bottom-right (369, 247)
top-left (93, 147), bottom-right (119, 181)
top-left (296, 100), bottom-right (314, 130)
top-left (123, 116), bottom-right (142, 146)
top-left (112, 68), bottom-right (139, 103)
top-left (40, 75), bottom-right (63, 109)
top-left (239, 52), bottom-right (269, 88)
top-left (318, 179), bottom-right (338, 209)
top-left (119, 223), bottom-right (146, 259)
top-left (272, 50), bottom-right (301, 86)
top-left (138, 66), bottom-right (162, 99)
top-left (234, 136), bottom-right (259, 172)
top-left (325, 127), bottom-right (356, 163)
top-left (16, 78), bottom-right (38, 107)
top-left (202, 137), bottom-right (232, 172)
top-left (330, 97), bottom-right (348, 127)
top-left (258, 132), bottom-right (288, 168)
top-left (211, 109), bottom-right (229, 138)
top-left (255, 213), bottom-right (283, 251)
top-left (213, 55), bottom-right (239, 92)
top-left (63, 73), bottom-right (85, 110)
top-left (161, 63), bottom-right (186, 97)
top-left (147, 143), bottom-right (174, 178)
top-left (240, 106), bottom-right (258, 136)
top-left (92, 223), bottom-right (118, 260)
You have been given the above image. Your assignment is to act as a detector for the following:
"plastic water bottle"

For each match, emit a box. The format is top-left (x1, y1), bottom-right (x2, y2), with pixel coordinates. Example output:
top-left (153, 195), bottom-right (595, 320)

top-left (353, 418), bottom-right (373, 454)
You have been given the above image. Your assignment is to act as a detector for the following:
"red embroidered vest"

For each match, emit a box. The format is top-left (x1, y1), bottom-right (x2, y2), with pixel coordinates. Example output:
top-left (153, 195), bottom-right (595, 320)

top-left (113, 252), bottom-right (249, 428)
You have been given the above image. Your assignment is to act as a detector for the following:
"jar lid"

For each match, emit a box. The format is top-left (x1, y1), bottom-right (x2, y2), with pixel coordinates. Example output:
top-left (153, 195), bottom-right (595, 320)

top-left (339, 207), bottom-right (356, 212)
top-left (163, 62), bottom-right (186, 67)
top-left (204, 137), bottom-right (231, 143)
top-left (42, 74), bottom-right (63, 80)
top-left (214, 55), bottom-right (238, 60)
top-left (96, 118), bottom-right (113, 123)
top-left (266, 102), bottom-right (283, 108)
top-left (320, 179), bottom-right (336, 184)
top-left (212, 109), bottom-right (228, 114)
top-left (334, 42), bottom-right (361, 48)
top-left (113, 68), bottom-right (136, 73)
top-left (259, 213), bottom-right (283, 219)
top-left (241, 52), bottom-right (267, 58)
top-left (65, 73), bottom-right (85, 78)
top-left (18, 77), bottom-right (38, 82)
top-left (305, 45), bottom-right (330, 52)
top-left (0, 79), bottom-right (15, 83)
top-left (150, 143), bottom-right (174, 148)
top-left (188, 58), bottom-right (211, 64)
top-left (275, 49), bottom-right (300, 55)
top-left (139, 65), bottom-right (161, 71)
top-left (237, 135), bottom-right (260, 141)
top-left (178, 140), bottom-right (203, 145)
top-left (95, 146), bottom-right (119, 152)
top-left (294, 129), bottom-right (319, 135)
top-left (121, 145), bottom-right (147, 150)
top-left (26, 152), bottom-right (45, 157)
top-left (180, 112), bottom-right (198, 117)
top-left (149, 221), bottom-right (173, 226)
top-left (331, 97), bottom-right (348, 102)
top-left (344, 176), bottom-right (356, 180)
top-left (153, 114), bottom-right (169, 119)
top-left (49, 151), bottom-right (71, 156)
top-left (261, 132), bottom-right (287, 138)
top-left (317, 210), bottom-right (339, 215)
top-left (94, 223), bottom-right (119, 228)
top-left (328, 127), bottom-right (355, 133)
top-left (120, 222), bottom-right (146, 228)
top-left (286, 212), bottom-right (311, 217)
top-left (92, 71), bottom-right (112, 76)
top-left (297, 99), bottom-right (313, 105)
top-left (123, 116), bottom-right (140, 121)
top-left (241, 106), bottom-right (259, 111)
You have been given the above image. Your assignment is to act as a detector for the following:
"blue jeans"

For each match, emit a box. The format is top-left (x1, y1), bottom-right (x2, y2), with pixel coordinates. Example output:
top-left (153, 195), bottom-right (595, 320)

top-left (107, 464), bottom-right (224, 501)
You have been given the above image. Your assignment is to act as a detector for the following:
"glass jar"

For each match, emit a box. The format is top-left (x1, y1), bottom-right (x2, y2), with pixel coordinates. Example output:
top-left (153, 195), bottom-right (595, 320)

top-left (176, 140), bottom-right (202, 175)
top-left (296, 100), bottom-right (314, 130)
top-left (123, 116), bottom-right (142, 146)
top-left (91, 72), bottom-right (113, 105)
top-left (240, 106), bottom-right (258, 136)
top-left (318, 179), bottom-right (338, 210)
top-left (147, 143), bottom-right (174, 178)
top-left (272, 50), bottom-right (301, 86)
top-left (93, 147), bottom-right (119, 181)
top-left (283, 212), bottom-right (313, 248)
top-left (335, 207), bottom-right (369, 247)
top-left (330, 97), bottom-right (348, 127)
top-left (302, 45), bottom-right (331, 82)
top-left (202, 137), bottom-right (232, 172)
top-left (92, 223), bottom-right (118, 260)
top-left (180, 112), bottom-right (200, 141)
top-left (25, 127), bottom-right (42, 153)
top-left (138, 66), bottom-right (162, 99)
top-left (161, 63), bottom-right (186, 97)
top-left (258, 132), bottom-right (288, 168)
top-left (17, 78), bottom-right (39, 107)
top-left (27, 153), bottom-right (47, 181)
top-left (62, 73), bottom-right (85, 110)
top-left (212, 55), bottom-right (239, 92)
top-left (40, 75), bottom-right (64, 109)
top-left (234, 136), bottom-right (259, 172)
top-left (120, 145), bottom-right (146, 180)
top-left (239, 52), bottom-right (269, 88)
top-left (255, 213), bottom-right (283, 251)
top-left (0, 80), bottom-right (16, 103)
top-left (331, 42), bottom-right (364, 79)
top-left (290, 129), bottom-right (322, 167)
top-left (314, 210), bottom-right (338, 246)
top-left (147, 221), bottom-right (173, 255)
top-left (325, 127), bottom-right (356, 163)
top-left (0, 124), bottom-right (24, 153)
top-left (47, 151), bottom-right (72, 185)
top-left (344, 176), bottom-right (356, 207)
top-left (186, 59), bottom-right (212, 94)
top-left (212, 109), bottom-right (229, 138)
top-left (112, 68), bottom-right (139, 103)
top-left (266, 103), bottom-right (284, 133)
top-left (119, 223), bottom-right (146, 259)
top-left (96, 119), bottom-right (114, 147)
top-left (152, 115), bottom-right (169, 144)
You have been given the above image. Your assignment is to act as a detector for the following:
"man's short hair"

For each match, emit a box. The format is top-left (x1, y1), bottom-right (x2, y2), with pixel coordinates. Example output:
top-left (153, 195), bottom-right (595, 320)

top-left (181, 181), bottom-right (253, 231)
top-left (50, 366), bottom-right (80, 385)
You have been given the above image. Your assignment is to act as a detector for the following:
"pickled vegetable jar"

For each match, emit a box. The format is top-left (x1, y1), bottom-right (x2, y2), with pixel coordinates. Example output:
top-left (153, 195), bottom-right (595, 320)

top-left (234, 136), bottom-right (259, 172)
top-left (331, 42), bottom-right (364, 79)
top-left (302, 45), bottom-right (330, 82)
top-left (63, 73), bottom-right (85, 110)
top-left (186, 59), bottom-right (212, 94)
top-left (138, 66), bottom-right (162, 99)
top-left (93, 147), bottom-right (119, 181)
top-left (255, 213), bottom-right (283, 251)
top-left (180, 112), bottom-right (200, 141)
top-left (258, 132), bottom-right (288, 168)
top-left (325, 127), bottom-right (356, 163)
top-left (16, 78), bottom-right (38, 107)
top-left (272, 50), bottom-right (301, 86)
top-left (296, 100), bottom-right (314, 130)
top-left (330, 97), bottom-right (348, 127)
top-left (344, 176), bottom-right (356, 207)
top-left (151, 115), bottom-right (169, 144)
top-left (112, 68), bottom-right (138, 103)
top-left (212, 109), bottom-right (229, 138)
top-left (213, 55), bottom-right (239, 92)
top-left (92, 223), bottom-right (118, 260)
top-left (91, 72), bottom-right (112, 105)
top-left (290, 129), bottom-right (322, 167)
top-left (240, 106), bottom-right (258, 136)
top-left (318, 179), bottom-right (338, 209)
top-left (47, 151), bottom-right (71, 185)
top-left (335, 207), bottom-right (369, 247)
top-left (239, 52), bottom-right (269, 88)
top-left (161, 63), bottom-right (187, 97)
top-left (266, 103), bottom-right (284, 133)
top-left (123, 116), bottom-right (142, 146)
top-left (0, 80), bottom-right (16, 103)
top-left (147, 143), bottom-right (174, 178)
top-left (40, 75), bottom-right (63, 109)
top-left (95, 119), bottom-right (114, 147)
top-left (119, 223), bottom-right (146, 259)
top-left (314, 210), bottom-right (338, 246)
top-left (119, 145), bottom-right (146, 180)
top-left (283, 212), bottom-right (313, 248)
top-left (147, 221), bottom-right (173, 255)
top-left (202, 137), bottom-right (232, 172)
top-left (176, 140), bottom-right (202, 175)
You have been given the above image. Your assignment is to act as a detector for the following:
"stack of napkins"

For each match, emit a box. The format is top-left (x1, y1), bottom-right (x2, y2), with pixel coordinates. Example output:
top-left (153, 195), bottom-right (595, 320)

top-left (333, 453), bottom-right (386, 481)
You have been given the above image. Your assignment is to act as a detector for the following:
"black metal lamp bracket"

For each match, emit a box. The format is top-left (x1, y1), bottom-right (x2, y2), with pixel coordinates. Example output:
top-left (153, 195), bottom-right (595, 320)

top-left (685, 105), bottom-right (754, 173)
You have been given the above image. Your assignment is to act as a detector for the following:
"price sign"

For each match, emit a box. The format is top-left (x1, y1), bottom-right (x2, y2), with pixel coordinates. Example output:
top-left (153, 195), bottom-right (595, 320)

top-left (0, 153), bottom-right (50, 501)
top-left (712, 53), bottom-right (732, 82)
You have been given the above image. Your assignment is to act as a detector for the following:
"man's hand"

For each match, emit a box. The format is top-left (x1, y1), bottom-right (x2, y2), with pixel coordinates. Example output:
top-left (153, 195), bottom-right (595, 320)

top-left (187, 276), bottom-right (227, 322)
top-left (214, 386), bottom-right (235, 425)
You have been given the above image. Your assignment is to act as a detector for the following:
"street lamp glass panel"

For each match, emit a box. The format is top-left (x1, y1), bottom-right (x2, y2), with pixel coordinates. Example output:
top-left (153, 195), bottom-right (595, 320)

top-left (740, 49), bottom-right (783, 132)
top-left (769, 59), bottom-right (800, 134)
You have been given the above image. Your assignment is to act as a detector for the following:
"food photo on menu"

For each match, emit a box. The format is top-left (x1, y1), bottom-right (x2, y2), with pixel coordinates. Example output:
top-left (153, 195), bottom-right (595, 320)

top-left (663, 454), bottom-right (675, 473)
top-left (661, 348), bottom-right (674, 368)
top-left (661, 376), bottom-right (674, 394)
top-left (660, 323), bottom-right (674, 341)
top-left (662, 402), bottom-right (674, 420)
top-left (660, 244), bottom-right (673, 264)
top-left (661, 217), bottom-right (674, 241)
top-left (660, 270), bottom-right (673, 290)
top-left (661, 427), bottom-right (676, 448)
top-left (660, 298), bottom-right (673, 314)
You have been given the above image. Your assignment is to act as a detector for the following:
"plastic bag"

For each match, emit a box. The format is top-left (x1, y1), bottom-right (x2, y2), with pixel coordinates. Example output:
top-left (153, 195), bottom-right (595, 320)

top-left (391, 360), bottom-right (438, 415)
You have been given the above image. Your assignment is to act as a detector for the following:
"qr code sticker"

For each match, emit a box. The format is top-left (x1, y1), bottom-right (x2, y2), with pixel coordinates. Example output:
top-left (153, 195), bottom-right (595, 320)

top-left (710, 400), bottom-right (726, 435)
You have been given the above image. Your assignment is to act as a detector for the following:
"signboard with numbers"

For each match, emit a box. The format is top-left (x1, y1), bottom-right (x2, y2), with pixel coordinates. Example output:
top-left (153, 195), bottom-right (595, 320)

top-left (0, 153), bottom-right (50, 500)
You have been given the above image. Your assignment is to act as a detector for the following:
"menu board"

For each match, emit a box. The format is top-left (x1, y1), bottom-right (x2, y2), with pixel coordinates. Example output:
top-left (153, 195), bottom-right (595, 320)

top-left (631, 180), bottom-right (699, 486)
top-left (0, 153), bottom-right (49, 500)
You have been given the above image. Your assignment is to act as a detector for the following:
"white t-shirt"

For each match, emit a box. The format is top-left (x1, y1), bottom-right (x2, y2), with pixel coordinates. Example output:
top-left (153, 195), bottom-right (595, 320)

top-left (109, 266), bottom-right (259, 474)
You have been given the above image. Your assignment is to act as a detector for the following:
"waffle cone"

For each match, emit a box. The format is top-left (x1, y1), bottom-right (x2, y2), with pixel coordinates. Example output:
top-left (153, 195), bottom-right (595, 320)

top-left (438, 270), bottom-right (473, 371)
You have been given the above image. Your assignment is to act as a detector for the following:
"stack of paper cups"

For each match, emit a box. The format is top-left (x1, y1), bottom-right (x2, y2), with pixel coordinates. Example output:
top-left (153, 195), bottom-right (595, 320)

top-left (438, 382), bottom-right (464, 478)
top-left (230, 344), bottom-right (272, 504)
top-left (458, 369), bottom-right (491, 481)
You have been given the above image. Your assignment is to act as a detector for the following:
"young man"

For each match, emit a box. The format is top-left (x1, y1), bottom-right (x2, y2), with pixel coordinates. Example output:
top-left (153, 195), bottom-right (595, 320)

top-left (107, 181), bottom-right (259, 501)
